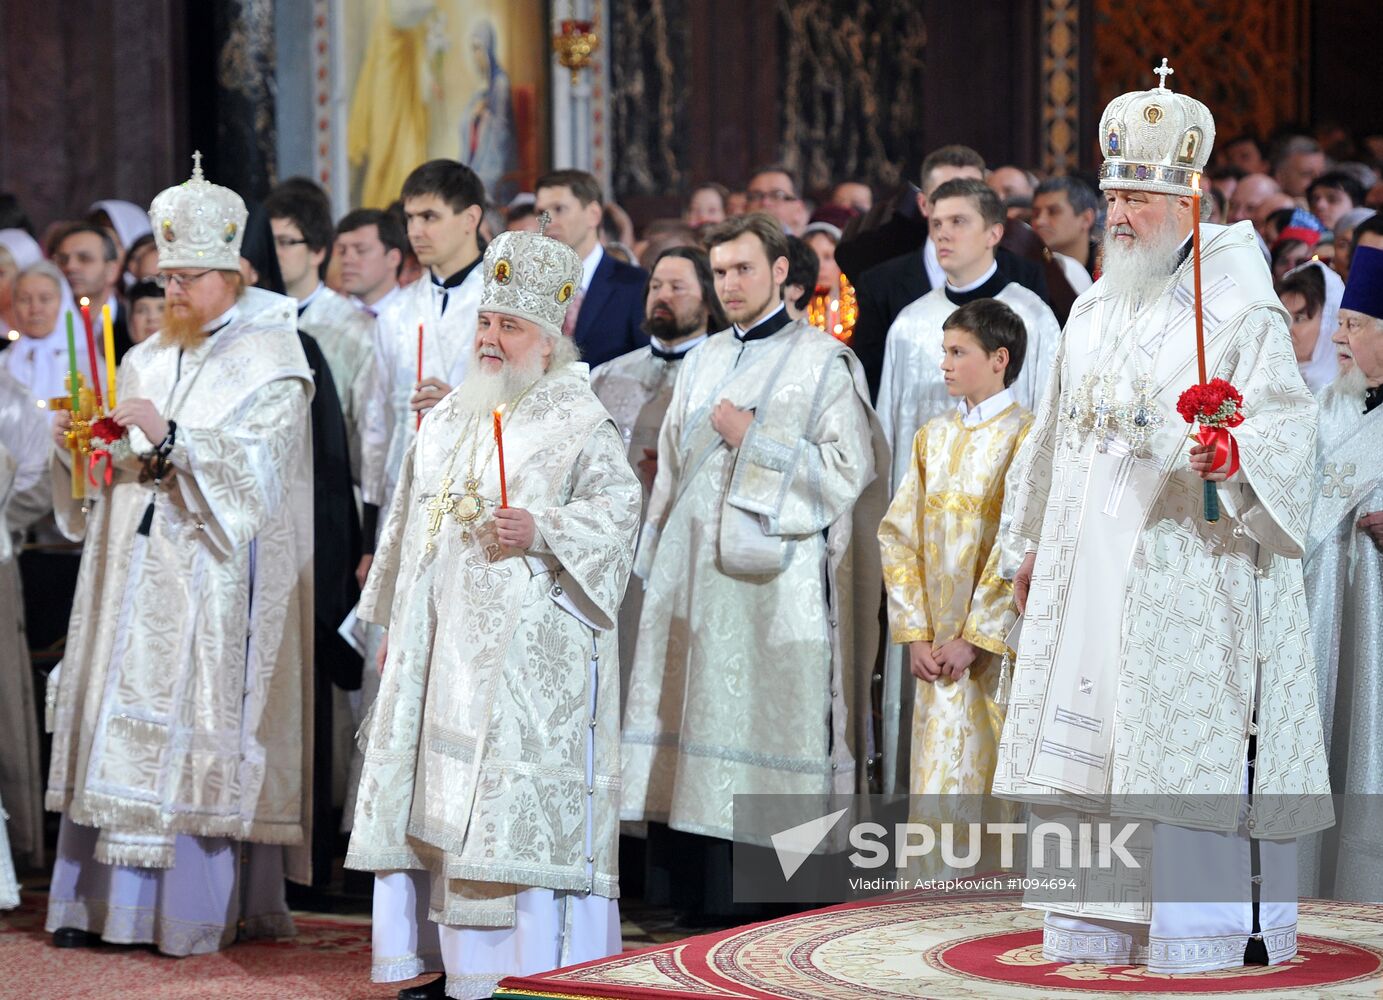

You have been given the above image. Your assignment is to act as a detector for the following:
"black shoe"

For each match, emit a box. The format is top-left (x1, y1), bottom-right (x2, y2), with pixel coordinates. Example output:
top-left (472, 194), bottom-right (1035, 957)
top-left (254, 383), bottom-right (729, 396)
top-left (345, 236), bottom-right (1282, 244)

top-left (52, 927), bottom-right (102, 948)
top-left (397, 976), bottom-right (446, 1000)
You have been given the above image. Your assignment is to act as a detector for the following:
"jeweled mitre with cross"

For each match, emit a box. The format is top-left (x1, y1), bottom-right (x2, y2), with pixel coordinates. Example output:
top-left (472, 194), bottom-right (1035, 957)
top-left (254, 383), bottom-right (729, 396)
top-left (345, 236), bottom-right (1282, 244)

top-left (1099, 58), bottom-right (1215, 198)
top-left (148, 151), bottom-right (247, 271)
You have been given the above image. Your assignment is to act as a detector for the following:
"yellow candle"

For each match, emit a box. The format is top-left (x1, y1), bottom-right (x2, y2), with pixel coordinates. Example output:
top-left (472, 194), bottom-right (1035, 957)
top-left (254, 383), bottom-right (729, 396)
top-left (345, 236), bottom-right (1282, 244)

top-left (102, 304), bottom-right (117, 410)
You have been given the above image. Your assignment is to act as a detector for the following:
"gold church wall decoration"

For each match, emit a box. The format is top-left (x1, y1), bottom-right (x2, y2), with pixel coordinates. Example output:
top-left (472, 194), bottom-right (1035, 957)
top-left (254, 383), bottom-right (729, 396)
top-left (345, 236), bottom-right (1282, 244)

top-left (1041, 0), bottom-right (1082, 174)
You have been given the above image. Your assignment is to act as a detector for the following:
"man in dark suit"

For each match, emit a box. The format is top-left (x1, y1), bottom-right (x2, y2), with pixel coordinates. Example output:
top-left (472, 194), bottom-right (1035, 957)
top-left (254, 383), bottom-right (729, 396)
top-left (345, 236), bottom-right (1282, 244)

top-left (846, 146), bottom-right (1052, 401)
top-left (535, 170), bottom-right (648, 368)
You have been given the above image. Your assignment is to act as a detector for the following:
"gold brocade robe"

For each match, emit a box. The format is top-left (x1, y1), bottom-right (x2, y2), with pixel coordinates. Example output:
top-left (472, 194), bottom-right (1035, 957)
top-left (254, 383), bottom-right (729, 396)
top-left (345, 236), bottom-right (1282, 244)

top-left (346, 363), bottom-right (641, 922)
top-left (879, 405), bottom-right (1030, 874)
top-left (44, 290), bottom-right (315, 877)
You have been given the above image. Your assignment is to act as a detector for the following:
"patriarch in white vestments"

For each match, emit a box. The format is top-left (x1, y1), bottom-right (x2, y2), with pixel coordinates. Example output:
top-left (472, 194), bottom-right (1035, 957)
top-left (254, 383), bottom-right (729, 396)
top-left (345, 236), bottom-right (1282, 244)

top-left (997, 63), bottom-right (1333, 973)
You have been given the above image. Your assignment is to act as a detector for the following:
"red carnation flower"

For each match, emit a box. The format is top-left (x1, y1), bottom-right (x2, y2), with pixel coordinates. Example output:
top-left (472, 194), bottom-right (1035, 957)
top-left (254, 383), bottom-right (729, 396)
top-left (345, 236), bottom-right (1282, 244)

top-left (90, 416), bottom-right (127, 443)
top-left (1176, 379), bottom-right (1244, 428)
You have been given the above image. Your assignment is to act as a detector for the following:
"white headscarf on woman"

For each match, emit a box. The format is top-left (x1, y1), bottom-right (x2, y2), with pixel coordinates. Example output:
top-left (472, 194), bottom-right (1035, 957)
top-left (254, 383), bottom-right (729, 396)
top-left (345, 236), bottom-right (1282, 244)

top-left (1285, 258), bottom-right (1345, 395)
top-left (4, 261), bottom-right (85, 401)
top-left (0, 229), bottom-right (42, 271)
top-left (89, 199), bottom-right (153, 252)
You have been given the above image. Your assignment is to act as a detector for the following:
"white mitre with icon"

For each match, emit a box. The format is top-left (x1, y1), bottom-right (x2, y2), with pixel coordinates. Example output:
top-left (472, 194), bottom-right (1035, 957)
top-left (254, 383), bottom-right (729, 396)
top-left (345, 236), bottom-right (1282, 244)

top-left (479, 212), bottom-right (583, 337)
top-left (1098, 59), bottom-right (1216, 198)
top-left (148, 151), bottom-right (248, 271)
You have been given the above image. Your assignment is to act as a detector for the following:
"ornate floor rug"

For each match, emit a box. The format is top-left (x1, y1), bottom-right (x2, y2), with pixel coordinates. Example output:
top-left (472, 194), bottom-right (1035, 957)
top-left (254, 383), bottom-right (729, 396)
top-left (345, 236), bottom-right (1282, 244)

top-left (496, 890), bottom-right (1383, 999)
top-left (0, 890), bottom-right (393, 999)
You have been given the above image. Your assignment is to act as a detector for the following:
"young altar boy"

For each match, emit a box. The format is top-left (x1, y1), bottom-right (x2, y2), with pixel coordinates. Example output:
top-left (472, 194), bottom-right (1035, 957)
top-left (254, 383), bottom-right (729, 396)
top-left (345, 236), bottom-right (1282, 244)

top-left (877, 297), bottom-right (1031, 876)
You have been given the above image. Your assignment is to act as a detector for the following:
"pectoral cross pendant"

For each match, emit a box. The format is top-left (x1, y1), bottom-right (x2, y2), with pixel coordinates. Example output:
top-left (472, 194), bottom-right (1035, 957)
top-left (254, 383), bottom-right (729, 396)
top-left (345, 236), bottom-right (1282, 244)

top-left (424, 476), bottom-right (460, 553)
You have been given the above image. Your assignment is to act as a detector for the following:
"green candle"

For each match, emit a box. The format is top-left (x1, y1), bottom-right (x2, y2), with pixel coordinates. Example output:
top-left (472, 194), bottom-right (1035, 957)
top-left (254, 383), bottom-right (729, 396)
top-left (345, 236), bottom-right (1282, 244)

top-left (65, 311), bottom-right (80, 410)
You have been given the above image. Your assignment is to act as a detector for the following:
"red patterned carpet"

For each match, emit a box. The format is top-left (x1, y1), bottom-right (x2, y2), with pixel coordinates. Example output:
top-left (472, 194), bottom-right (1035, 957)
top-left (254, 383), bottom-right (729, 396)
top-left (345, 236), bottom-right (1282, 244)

top-left (496, 890), bottom-right (1383, 1000)
top-left (0, 891), bottom-right (426, 1000)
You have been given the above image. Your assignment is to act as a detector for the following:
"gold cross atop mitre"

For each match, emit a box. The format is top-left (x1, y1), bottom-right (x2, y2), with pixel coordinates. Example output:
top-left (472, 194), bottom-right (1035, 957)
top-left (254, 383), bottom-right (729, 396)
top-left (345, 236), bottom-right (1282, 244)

top-left (1097, 55), bottom-right (1214, 197)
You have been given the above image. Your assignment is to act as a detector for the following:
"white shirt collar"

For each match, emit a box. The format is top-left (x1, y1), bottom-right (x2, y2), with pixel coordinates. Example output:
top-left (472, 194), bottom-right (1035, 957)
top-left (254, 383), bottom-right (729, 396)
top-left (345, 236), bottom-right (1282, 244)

top-left (651, 332), bottom-right (707, 355)
top-left (296, 282), bottom-right (325, 311)
top-left (956, 386), bottom-right (1015, 427)
top-left (354, 284), bottom-right (400, 317)
top-left (579, 242), bottom-right (605, 294)
top-left (947, 260), bottom-right (998, 293)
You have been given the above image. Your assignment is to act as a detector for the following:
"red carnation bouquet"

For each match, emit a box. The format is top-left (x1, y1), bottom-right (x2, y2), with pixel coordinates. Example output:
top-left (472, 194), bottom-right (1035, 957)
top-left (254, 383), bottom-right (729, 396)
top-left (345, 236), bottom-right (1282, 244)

top-left (87, 416), bottom-right (126, 488)
top-left (1176, 378), bottom-right (1243, 523)
top-left (90, 416), bottom-right (126, 444)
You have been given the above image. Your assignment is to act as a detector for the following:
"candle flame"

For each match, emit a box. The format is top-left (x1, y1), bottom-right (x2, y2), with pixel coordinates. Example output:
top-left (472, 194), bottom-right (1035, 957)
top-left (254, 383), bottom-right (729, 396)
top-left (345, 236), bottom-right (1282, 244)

top-left (35, 399), bottom-right (47, 409)
top-left (79, 297), bottom-right (90, 307)
top-left (5, 329), bottom-right (16, 341)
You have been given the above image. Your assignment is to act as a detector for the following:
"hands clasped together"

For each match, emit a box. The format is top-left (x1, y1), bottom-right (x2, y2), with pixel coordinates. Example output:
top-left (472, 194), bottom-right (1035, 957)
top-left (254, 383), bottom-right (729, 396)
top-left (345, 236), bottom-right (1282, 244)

top-left (909, 637), bottom-right (979, 683)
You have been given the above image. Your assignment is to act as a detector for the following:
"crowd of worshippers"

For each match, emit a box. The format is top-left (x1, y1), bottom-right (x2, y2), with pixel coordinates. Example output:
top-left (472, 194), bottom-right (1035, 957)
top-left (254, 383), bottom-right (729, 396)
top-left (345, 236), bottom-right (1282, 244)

top-left (0, 113), bottom-right (1380, 999)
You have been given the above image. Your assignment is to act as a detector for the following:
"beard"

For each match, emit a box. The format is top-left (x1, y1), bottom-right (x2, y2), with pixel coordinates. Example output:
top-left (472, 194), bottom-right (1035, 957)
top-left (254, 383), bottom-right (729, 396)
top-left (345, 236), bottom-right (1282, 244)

top-left (161, 307), bottom-right (211, 350)
top-left (1334, 358), bottom-right (1368, 399)
top-left (454, 346), bottom-right (547, 417)
top-left (645, 305), bottom-right (706, 341)
top-left (1100, 200), bottom-right (1187, 303)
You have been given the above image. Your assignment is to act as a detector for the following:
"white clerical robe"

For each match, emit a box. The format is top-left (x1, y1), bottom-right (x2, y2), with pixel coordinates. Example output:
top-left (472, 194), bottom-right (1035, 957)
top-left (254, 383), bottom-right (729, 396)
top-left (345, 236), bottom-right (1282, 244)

top-left (347, 267), bottom-right (484, 832)
top-left (1301, 378), bottom-right (1383, 900)
top-left (347, 363), bottom-right (641, 1000)
top-left (589, 337), bottom-right (703, 699)
top-left (0, 367), bottom-right (51, 875)
top-left (995, 222), bottom-right (1333, 971)
top-left (299, 284), bottom-right (376, 481)
top-left (45, 289), bottom-right (314, 898)
top-left (359, 269), bottom-right (482, 511)
top-left (874, 279), bottom-right (1060, 795)
top-left (621, 319), bottom-right (888, 843)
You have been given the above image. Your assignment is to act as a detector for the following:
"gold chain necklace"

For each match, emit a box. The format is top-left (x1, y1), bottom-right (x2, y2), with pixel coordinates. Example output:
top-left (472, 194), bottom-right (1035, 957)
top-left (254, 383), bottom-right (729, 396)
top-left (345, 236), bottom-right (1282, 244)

top-left (419, 380), bottom-right (538, 551)
top-left (422, 414), bottom-right (492, 551)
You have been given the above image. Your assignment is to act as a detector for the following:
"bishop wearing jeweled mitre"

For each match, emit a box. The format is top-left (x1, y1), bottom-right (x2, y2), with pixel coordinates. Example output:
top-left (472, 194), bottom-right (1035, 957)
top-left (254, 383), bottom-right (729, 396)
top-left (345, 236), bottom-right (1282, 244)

top-left (45, 154), bottom-right (315, 955)
top-left (347, 220), bottom-right (643, 1000)
top-left (995, 61), bottom-right (1333, 973)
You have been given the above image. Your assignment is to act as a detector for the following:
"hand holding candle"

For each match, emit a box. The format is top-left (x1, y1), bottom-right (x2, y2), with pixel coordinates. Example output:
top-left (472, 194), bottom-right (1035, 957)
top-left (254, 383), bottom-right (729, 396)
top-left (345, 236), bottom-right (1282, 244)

top-left (1181, 181), bottom-right (1238, 523)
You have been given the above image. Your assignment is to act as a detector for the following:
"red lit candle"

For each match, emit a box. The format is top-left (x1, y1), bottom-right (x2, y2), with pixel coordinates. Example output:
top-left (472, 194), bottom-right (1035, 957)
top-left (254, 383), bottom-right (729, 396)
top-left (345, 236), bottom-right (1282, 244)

top-left (415, 320), bottom-right (424, 430)
top-left (493, 407), bottom-right (508, 508)
top-left (79, 298), bottom-right (104, 409)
